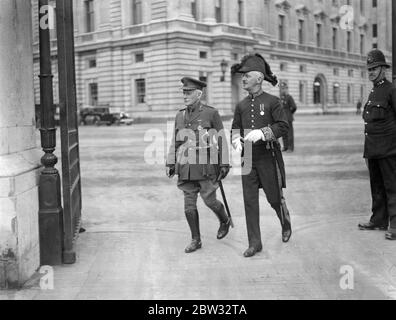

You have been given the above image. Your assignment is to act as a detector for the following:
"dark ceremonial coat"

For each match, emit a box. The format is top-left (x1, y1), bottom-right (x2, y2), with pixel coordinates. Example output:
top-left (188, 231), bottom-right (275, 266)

top-left (232, 91), bottom-right (289, 188)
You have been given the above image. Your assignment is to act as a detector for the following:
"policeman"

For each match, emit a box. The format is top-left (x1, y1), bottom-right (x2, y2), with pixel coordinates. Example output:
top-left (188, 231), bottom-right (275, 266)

top-left (279, 82), bottom-right (297, 152)
top-left (166, 77), bottom-right (231, 253)
top-left (358, 49), bottom-right (396, 241)
top-left (231, 54), bottom-right (292, 257)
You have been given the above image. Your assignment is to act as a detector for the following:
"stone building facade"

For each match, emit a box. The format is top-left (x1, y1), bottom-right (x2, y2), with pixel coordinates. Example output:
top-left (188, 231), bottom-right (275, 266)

top-left (32, 0), bottom-right (393, 118)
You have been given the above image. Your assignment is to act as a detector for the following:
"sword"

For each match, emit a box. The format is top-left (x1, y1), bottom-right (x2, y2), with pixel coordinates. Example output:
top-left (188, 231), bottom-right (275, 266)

top-left (218, 179), bottom-right (234, 228)
top-left (269, 141), bottom-right (285, 226)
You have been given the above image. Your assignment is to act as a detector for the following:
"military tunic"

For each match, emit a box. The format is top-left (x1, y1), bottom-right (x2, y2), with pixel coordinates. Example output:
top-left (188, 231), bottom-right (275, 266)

top-left (363, 79), bottom-right (396, 232)
top-left (167, 102), bottom-right (229, 213)
top-left (232, 91), bottom-right (290, 248)
top-left (167, 102), bottom-right (228, 181)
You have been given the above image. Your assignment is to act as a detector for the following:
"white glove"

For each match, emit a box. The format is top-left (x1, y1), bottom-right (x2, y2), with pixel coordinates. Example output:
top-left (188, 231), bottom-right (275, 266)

top-left (244, 130), bottom-right (265, 143)
top-left (232, 137), bottom-right (243, 153)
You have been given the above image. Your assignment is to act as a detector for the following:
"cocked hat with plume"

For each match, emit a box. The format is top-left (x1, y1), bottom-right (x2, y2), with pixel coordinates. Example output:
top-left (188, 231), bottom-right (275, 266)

top-left (231, 53), bottom-right (278, 86)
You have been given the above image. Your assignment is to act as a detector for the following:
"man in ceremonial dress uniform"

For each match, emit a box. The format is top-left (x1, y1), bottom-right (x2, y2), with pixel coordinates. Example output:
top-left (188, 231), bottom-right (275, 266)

top-left (231, 54), bottom-right (292, 257)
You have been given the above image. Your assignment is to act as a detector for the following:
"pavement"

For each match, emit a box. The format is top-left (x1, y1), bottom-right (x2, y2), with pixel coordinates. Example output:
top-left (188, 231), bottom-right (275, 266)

top-left (1, 113), bottom-right (396, 300)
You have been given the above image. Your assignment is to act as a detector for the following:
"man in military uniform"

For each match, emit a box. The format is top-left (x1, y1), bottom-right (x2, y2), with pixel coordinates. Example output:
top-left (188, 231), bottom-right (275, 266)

top-left (358, 49), bottom-right (396, 241)
top-left (231, 54), bottom-right (292, 257)
top-left (279, 82), bottom-right (297, 152)
top-left (166, 77), bottom-right (231, 253)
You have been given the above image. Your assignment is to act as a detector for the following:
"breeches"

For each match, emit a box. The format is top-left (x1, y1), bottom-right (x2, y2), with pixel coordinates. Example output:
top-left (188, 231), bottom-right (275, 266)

top-left (177, 179), bottom-right (222, 213)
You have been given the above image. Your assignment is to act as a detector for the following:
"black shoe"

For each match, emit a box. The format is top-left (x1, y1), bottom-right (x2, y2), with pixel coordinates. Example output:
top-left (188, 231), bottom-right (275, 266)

top-left (358, 221), bottom-right (388, 231)
top-left (185, 239), bottom-right (202, 253)
top-left (385, 232), bottom-right (396, 240)
top-left (282, 228), bottom-right (292, 243)
top-left (217, 218), bottom-right (231, 240)
top-left (243, 245), bottom-right (263, 258)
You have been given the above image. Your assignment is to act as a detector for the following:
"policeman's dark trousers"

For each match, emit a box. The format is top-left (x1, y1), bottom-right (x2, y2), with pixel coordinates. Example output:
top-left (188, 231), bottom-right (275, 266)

top-left (283, 121), bottom-right (294, 151)
top-left (241, 160), bottom-right (291, 248)
top-left (177, 179), bottom-right (228, 240)
top-left (368, 157), bottom-right (396, 232)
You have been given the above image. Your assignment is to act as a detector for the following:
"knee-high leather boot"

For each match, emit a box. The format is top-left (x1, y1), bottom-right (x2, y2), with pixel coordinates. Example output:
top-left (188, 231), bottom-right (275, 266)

top-left (185, 210), bottom-right (202, 253)
top-left (213, 203), bottom-right (231, 240)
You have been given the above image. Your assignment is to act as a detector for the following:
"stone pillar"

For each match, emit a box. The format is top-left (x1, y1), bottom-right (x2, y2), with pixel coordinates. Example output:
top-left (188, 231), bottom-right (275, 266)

top-left (178, 0), bottom-right (195, 21)
top-left (0, 0), bottom-right (41, 288)
top-left (201, 0), bottom-right (216, 24)
top-left (227, 0), bottom-right (240, 26)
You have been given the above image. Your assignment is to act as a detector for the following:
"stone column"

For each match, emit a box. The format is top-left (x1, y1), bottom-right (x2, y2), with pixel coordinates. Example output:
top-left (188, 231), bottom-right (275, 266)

top-left (227, 0), bottom-right (240, 26)
top-left (201, 0), bottom-right (216, 24)
top-left (178, 0), bottom-right (195, 21)
top-left (0, 0), bottom-right (41, 288)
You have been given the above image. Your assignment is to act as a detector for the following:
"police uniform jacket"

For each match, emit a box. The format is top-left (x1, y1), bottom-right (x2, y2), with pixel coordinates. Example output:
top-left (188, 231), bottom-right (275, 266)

top-left (363, 79), bottom-right (396, 159)
top-left (280, 94), bottom-right (297, 122)
top-left (232, 91), bottom-right (289, 187)
top-left (167, 102), bottom-right (229, 181)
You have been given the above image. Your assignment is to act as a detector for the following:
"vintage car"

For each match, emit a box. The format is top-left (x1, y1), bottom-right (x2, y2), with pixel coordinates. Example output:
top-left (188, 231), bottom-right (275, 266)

top-left (79, 106), bottom-right (134, 126)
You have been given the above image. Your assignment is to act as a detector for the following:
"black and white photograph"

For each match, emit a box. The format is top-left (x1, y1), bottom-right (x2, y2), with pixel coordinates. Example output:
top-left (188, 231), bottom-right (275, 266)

top-left (0, 0), bottom-right (396, 304)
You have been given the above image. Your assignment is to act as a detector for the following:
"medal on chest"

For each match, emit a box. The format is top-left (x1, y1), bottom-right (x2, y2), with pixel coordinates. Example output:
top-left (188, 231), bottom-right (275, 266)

top-left (197, 119), bottom-right (203, 131)
top-left (260, 104), bottom-right (265, 116)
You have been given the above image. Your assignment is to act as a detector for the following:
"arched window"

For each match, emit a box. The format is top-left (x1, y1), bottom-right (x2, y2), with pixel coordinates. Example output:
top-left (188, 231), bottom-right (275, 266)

top-left (333, 83), bottom-right (340, 104)
top-left (313, 79), bottom-right (321, 104)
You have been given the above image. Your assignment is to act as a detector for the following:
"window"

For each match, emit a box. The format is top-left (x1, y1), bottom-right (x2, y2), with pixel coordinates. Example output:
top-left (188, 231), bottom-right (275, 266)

top-left (348, 69), bottom-right (354, 77)
top-left (360, 0), bottom-right (365, 14)
top-left (299, 65), bottom-right (306, 73)
top-left (361, 70), bottom-right (366, 78)
top-left (232, 53), bottom-right (239, 61)
top-left (298, 20), bottom-right (304, 44)
top-left (191, 0), bottom-right (197, 20)
top-left (88, 58), bottom-right (96, 68)
top-left (85, 0), bottom-right (95, 33)
top-left (135, 79), bottom-right (146, 104)
top-left (333, 68), bottom-right (339, 76)
top-left (280, 63), bottom-right (287, 72)
top-left (372, 24), bottom-right (378, 38)
top-left (299, 81), bottom-right (306, 103)
top-left (316, 24), bottom-right (322, 47)
top-left (333, 83), bottom-right (340, 104)
top-left (199, 51), bottom-right (208, 59)
top-left (89, 83), bottom-right (98, 106)
top-left (332, 28), bottom-right (338, 50)
top-left (238, 0), bottom-right (244, 26)
top-left (135, 52), bottom-right (144, 63)
top-left (347, 84), bottom-right (352, 103)
top-left (347, 31), bottom-right (352, 52)
top-left (373, 0), bottom-right (377, 8)
top-left (360, 34), bottom-right (365, 55)
top-left (279, 15), bottom-right (285, 41)
top-left (373, 43), bottom-right (378, 49)
top-left (215, 0), bottom-right (222, 23)
top-left (132, 0), bottom-right (142, 25)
